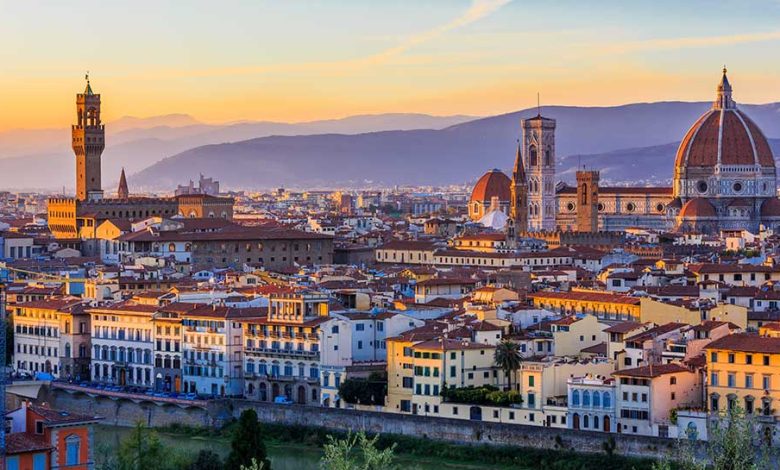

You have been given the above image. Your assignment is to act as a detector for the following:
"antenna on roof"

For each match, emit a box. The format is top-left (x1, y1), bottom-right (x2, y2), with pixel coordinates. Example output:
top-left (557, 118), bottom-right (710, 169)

top-left (537, 92), bottom-right (541, 117)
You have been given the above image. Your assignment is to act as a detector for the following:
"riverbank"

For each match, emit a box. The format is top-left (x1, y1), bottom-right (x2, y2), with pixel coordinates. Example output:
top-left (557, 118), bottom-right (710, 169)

top-left (97, 422), bottom-right (658, 470)
top-left (94, 424), bottom-right (524, 470)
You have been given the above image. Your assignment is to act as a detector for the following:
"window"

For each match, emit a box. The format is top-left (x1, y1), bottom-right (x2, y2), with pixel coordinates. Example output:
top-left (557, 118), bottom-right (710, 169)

top-left (746, 354), bottom-right (753, 365)
top-left (728, 373), bottom-right (736, 388)
top-left (670, 377), bottom-right (677, 385)
top-left (66, 435), bottom-right (81, 466)
top-left (764, 355), bottom-right (770, 366)
top-left (746, 375), bottom-right (754, 389)
top-left (582, 391), bottom-right (590, 407)
top-left (528, 376), bottom-right (535, 387)
top-left (6, 456), bottom-right (19, 470)
top-left (710, 372), bottom-right (719, 386)
top-left (711, 352), bottom-right (718, 363)
top-left (356, 323), bottom-right (365, 331)
top-left (603, 392), bottom-right (611, 408)
top-left (572, 390), bottom-right (580, 406)
top-left (728, 353), bottom-right (735, 364)
top-left (763, 375), bottom-right (771, 390)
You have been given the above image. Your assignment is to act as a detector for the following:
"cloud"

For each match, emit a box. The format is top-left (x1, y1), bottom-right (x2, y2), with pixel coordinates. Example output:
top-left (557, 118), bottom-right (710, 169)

top-left (364, 0), bottom-right (512, 65)
top-left (138, 0), bottom-right (512, 80)
top-left (600, 30), bottom-right (780, 55)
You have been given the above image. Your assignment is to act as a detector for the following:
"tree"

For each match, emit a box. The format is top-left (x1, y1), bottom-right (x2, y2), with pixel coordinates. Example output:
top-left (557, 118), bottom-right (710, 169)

top-left (188, 450), bottom-right (223, 470)
top-left (118, 423), bottom-right (166, 470)
top-left (320, 431), bottom-right (396, 470)
top-left (708, 404), bottom-right (771, 470)
top-left (493, 340), bottom-right (522, 391)
top-left (226, 409), bottom-right (271, 470)
top-left (240, 459), bottom-right (266, 470)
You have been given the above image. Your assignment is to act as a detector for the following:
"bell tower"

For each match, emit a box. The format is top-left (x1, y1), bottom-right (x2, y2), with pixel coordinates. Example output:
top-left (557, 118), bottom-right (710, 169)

top-left (73, 74), bottom-right (104, 201)
top-left (522, 114), bottom-right (556, 231)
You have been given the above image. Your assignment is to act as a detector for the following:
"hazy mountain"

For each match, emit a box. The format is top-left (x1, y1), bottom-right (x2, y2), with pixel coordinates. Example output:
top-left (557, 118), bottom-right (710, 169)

top-left (129, 101), bottom-right (780, 191)
top-left (0, 113), bottom-right (476, 190)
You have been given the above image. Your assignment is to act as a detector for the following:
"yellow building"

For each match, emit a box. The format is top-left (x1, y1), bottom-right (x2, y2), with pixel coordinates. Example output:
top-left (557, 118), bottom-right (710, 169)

top-left (705, 333), bottom-right (780, 419)
top-left (639, 298), bottom-right (748, 329)
top-left (549, 314), bottom-right (606, 357)
top-left (386, 324), bottom-right (500, 415)
top-left (528, 291), bottom-right (641, 322)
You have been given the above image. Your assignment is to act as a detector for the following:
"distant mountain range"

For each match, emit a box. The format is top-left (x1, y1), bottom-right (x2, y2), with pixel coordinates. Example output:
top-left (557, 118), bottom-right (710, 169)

top-left (0, 113), bottom-right (475, 191)
top-left (130, 102), bottom-right (780, 190)
top-left (2, 102), bottom-right (779, 191)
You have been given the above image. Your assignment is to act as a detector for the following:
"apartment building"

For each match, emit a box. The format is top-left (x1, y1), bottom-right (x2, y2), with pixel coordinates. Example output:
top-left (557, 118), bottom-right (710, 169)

top-left (11, 298), bottom-right (90, 379)
top-left (242, 292), bottom-right (328, 404)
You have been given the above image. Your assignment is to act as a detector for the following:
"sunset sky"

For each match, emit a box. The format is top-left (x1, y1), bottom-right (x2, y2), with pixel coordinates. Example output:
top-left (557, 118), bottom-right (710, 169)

top-left (2, 0), bottom-right (780, 130)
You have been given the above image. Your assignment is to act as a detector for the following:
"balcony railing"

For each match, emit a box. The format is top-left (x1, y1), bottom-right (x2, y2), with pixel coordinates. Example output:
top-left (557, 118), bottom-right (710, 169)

top-left (244, 346), bottom-right (318, 358)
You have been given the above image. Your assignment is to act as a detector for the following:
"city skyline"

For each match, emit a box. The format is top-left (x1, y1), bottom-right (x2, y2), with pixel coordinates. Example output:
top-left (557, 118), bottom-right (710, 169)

top-left (3, 0), bottom-right (780, 131)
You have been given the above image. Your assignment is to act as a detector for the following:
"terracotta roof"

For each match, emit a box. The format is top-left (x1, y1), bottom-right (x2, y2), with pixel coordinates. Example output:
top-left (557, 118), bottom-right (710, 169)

top-left (679, 198), bottom-right (716, 218)
top-left (613, 363), bottom-right (691, 378)
top-left (470, 169), bottom-right (511, 204)
top-left (762, 199), bottom-right (780, 218)
top-left (6, 433), bottom-right (51, 455)
top-left (414, 338), bottom-right (494, 351)
top-left (581, 342), bottom-right (607, 355)
top-left (28, 404), bottom-right (101, 426)
top-left (603, 321), bottom-right (644, 334)
top-left (706, 333), bottom-right (780, 354)
top-left (626, 322), bottom-right (687, 342)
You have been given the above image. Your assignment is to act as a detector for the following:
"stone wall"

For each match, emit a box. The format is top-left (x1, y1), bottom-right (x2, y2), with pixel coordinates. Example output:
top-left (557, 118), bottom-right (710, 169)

top-left (36, 387), bottom-right (696, 461)
top-left (232, 400), bottom-right (689, 460)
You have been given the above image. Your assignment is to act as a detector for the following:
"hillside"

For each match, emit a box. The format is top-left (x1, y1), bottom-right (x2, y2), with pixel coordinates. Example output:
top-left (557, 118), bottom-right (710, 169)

top-left (130, 102), bottom-right (780, 190)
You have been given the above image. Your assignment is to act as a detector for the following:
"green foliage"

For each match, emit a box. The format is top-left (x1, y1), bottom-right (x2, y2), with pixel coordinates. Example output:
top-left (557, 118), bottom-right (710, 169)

top-left (226, 409), bottom-right (272, 470)
top-left (494, 340), bottom-right (523, 391)
top-left (441, 385), bottom-right (522, 406)
top-left (601, 436), bottom-right (616, 457)
top-left (320, 431), bottom-right (397, 470)
top-left (187, 450), bottom-right (223, 470)
top-left (240, 459), bottom-right (266, 470)
top-left (708, 405), bottom-right (772, 470)
top-left (261, 422), bottom-right (656, 470)
top-left (338, 376), bottom-right (387, 406)
top-left (118, 423), bottom-right (167, 470)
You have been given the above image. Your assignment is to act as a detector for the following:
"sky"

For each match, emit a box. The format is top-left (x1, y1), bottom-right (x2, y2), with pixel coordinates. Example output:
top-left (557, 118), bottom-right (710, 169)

top-left (2, 0), bottom-right (780, 130)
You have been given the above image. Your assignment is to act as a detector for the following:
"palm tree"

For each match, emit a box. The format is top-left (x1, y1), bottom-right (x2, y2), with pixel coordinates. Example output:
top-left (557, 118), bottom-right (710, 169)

top-left (494, 340), bottom-right (522, 392)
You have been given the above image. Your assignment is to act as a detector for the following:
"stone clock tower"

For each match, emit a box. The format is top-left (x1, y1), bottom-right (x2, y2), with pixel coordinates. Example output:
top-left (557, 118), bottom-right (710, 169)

top-left (72, 75), bottom-right (105, 201)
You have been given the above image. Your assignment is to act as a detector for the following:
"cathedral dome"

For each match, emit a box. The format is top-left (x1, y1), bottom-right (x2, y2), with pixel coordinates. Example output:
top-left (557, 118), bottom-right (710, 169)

top-left (680, 198), bottom-right (716, 218)
top-left (470, 169), bottom-right (511, 204)
top-left (674, 69), bottom-right (774, 172)
top-left (761, 198), bottom-right (780, 218)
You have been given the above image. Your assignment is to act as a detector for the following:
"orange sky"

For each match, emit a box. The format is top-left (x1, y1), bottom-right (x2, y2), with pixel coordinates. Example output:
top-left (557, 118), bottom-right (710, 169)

top-left (2, 1), bottom-right (779, 130)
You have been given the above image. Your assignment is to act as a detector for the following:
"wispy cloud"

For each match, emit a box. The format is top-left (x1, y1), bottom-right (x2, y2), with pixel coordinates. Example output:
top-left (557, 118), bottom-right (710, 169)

top-left (136, 0), bottom-right (512, 80)
top-left (363, 0), bottom-right (512, 65)
top-left (599, 30), bottom-right (780, 55)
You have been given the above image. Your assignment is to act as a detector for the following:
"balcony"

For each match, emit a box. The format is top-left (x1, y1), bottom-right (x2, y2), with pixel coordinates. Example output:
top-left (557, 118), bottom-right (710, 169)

top-left (244, 346), bottom-right (318, 359)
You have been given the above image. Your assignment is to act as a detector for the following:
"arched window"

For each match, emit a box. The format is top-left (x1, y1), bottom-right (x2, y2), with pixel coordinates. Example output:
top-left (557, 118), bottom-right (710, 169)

top-left (66, 434), bottom-right (81, 466)
top-left (572, 390), bottom-right (580, 406)
top-left (603, 392), bottom-right (611, 408)
top-left (582, 390), bottom-right (591, 407)
top-left (168, 243), bottom-right (176, 252)
top-left (593, 391), bottom-right (601, 408)
top-left (593, 416), bottom-right (599, 430)
top-left (583, 415), bottom-right (590, 428)
top-left (545, 146), bottom-right (552, 166)
top-left (529, 145), bottom-right (538, 167)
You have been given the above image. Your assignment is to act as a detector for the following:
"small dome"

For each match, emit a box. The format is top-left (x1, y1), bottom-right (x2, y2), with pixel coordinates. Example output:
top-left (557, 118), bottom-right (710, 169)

top-left (470, 169), bottom-right (511, 204)
top-left (667, 197), bottom-right (682, 210)
top-left (680, 198), bottom-right (717, 218)
top-left (762, 198), bottom-right (780, 218)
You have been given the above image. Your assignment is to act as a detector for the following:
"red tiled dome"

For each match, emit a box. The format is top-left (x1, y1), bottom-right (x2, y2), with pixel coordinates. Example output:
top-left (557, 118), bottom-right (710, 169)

top-left (761, 198), bottom-right (780, 218)
top-left (470, 169), bottom-right (511, 204)
top-left (680, 198), bottom-right (716, 218)
top-left (675, 70), bottom-right (774, 171)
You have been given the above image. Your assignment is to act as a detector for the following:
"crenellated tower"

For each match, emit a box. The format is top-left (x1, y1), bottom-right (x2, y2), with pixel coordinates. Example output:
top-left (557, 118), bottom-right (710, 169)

top-left (72, 75), bottom-right (105, 201)
top-left (522, 114), bottom-right (556, 231)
